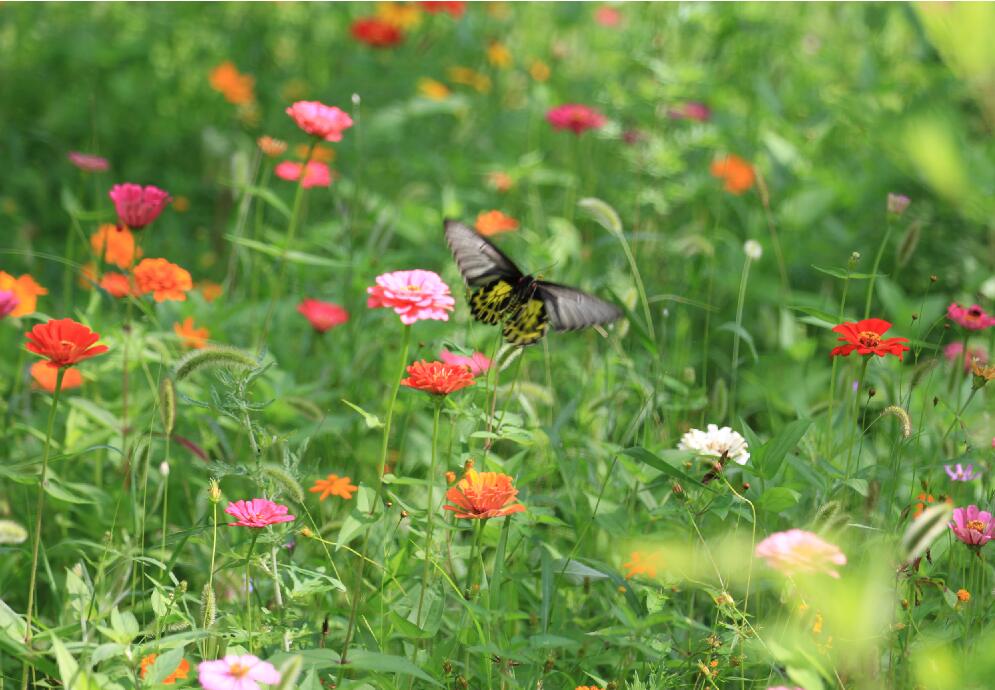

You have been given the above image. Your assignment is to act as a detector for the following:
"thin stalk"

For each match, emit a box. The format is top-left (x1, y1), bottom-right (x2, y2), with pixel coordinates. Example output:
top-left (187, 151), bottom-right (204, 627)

top-left (825, 267), bottom-right (853, 459)
top-left (245, 530), bottom-right (261, 653)
top-left (864, 215), bottom-right (894, 319)
top-left (416, 402), bottom-right (443, 625)
top-left (729, 253), bottom-right (754, 421)
top-left (944, 387), bottom-right (980, 441)
top-left (205, 498), bottom-right (218, 625)
top-left (844, 358), bottom-right (870, 484)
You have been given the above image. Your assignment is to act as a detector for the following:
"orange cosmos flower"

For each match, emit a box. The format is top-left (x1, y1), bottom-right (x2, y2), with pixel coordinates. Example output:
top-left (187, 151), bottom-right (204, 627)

top-left (0, 272), bottom-right (47, 317)
top-left (710, 155), bottom-right (755, 195)
top-left (209, 61), bottom-right (255, 105)
top-left (623, 550), bottom-right (663, 579)
top-left (173, 317), bottom-right (209, 349)
top-left (309, 474), bottom-right (358, 501)
top-left (31, 361), bottom-right (83, 393)
top-left (133, 258), bottom-right (193, 303)
top-left (90, 224), bottom-right (139, 268)
top-left (443, 469), bottom-right (525, 519)
top-left (475, 210), bottom-right (519, 237)
top-left (25, 318), bottom-right (108, 368)
top-left (198, 280), bottom-right (223, 303)
top-left (139, 653), bottom-right (191, 684)
top-left (100, 272), bottom-right (135, 298)
top-left (401, 360), bottom-right (476, 396)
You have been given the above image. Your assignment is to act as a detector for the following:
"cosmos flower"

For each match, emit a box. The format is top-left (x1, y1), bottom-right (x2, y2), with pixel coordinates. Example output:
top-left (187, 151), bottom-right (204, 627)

top-left (755, 529), bottom-right (847, 578)
top-left (209, 61), bottom-right (255, 105)
top-left (25, 319), bottom-right (108, 368)
top-left (947, 303), bottom-right (995, 330)
top-left (91, 224), bottom-right (139, 268)
top-left (309, 474), bottom-right (358, 501)
top-left (710, 155), bottom-right (755, 194)
top-left (274, 160), bottom-right (332, 188)
top-left (197, 655), bottom-right (280, 690)
top-left (198, 281), bottom-right (224, 303)
top-left (677, 424), bottom-right (750, 465)
top-left (546, 104), bottom-right (607, 135)
top-left (173, 317), bottom-right (209, 349)
top-left (225, 499), bottom-right (295, 528)
top-left (351, 17), bottom-right (404, 47)
top-left (68, 152), bottom-right (109, 173)
top-left (444, 469), bottom-right (526, 519)
top-left (367, 269), bottom-right (455, 325)
top-left (949, 505), bottom-right (995, 548)
top-left (30, 361), bottom-right (83, 393)
top-left (439, 348), bottom-right (491, 375)
top-left (109, 183), bottom-right (172, 229)
top-left (133, 258), bottom-right (193, 302)
top-left (829, 318), bottom-right (910, 360)
top-left (286, 101), bottom-right (354, 142)
top-left (401, 360), bottom-right (476, 395)
top-left (475, 210), bottom-right (519, 236)
top-left (139, 654), bottom-right (190, 684)
top-left (945, 464), bottom-right (979, 482)
top-left (297, 299), bottom-right (349, 332)
top-left (0, 272), bottom-right (47, 317)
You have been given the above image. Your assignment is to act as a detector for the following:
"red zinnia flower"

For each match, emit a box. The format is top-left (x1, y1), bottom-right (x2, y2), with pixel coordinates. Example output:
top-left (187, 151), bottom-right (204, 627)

top-left (401, 360), bottom-right (476, 396)
top-left (224, 499), bottom-right (295, 528)
top-left (108, 183), bottom-right (172, 229)
top-left (31, 361), bottom-right (83, 393)
top-left (297, 299), bottom-right (349, 332)
top-left (546, 104), bottom-right (607, 135)
top-left (829, 318), bottom-right (910, 360)
top-left (420, 1), bottom-right (465, 17)
top-left (351, 17), bottom-right (404, 48)
top-left (443, 469), bottom-right (526, 519)
top-left (25, 318), bottom-right (109, 368)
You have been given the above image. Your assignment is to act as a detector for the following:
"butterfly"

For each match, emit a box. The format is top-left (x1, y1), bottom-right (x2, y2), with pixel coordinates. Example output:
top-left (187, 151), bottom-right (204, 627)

top-left (444, 219), bottom-right (623, 346)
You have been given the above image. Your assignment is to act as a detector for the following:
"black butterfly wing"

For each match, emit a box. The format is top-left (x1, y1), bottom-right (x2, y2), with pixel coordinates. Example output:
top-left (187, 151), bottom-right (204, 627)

top-left (535, 282), bottom-right (623, 332)
top-left (444, 219), bottom-right (523, 287)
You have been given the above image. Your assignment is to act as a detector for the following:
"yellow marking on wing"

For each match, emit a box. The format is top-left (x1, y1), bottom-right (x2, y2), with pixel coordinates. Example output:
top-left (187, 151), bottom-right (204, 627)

top-left (502, 298), bottom-right (548, 346)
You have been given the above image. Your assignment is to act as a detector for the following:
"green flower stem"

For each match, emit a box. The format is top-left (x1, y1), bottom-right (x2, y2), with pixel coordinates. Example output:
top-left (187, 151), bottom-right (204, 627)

top-left (944, 387), bottom-right (980, 442)
top-left (245, 530), bottom-right (261, 654)
top-left (844, 357), bottom-right (870, 485)
top-left (825, 267), bottom-right (853, 458)
top-left (864, 214), bottom-right (894, 319)
top-left (205, 499), bottom-right (218, 627)
top-left (415, 401), bottom-right (444, 626)
top-left (729, 252), bottom-right (754, 422)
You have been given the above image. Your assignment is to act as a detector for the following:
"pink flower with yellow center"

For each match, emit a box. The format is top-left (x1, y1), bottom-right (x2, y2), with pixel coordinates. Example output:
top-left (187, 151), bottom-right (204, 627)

top-left (367, 269), bottom-right (454, 325)
top-left (950, 505), bottom-right (995, 548)
top-left (755, 529), bottom-right (847, 578)
top-left (225, 499), bottom-right (295, 528)
top-left (198, 654), bottom-right (280, 690)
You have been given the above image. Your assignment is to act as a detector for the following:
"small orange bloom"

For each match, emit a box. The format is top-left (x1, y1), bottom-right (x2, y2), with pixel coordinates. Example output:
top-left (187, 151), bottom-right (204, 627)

top-left (209, 61), bottom-right (255, 105)
top-left (487, 41), bottom-right (512, 69)
top-left (377, 1), bottom-right (422, 29)
top-left (139, 653), bottom-right (191, 684)
top-left (448, 66), bottom-right (491, 93)
top-left (710, 155), bottom-right (755, 195)
top-left (100, 272), bottom-right (135, 298)
top-left (90, 224), bottom-right (139, 268)
top-left (172, 196), bottom-right (190, 213)
top-left (173, 317), bottom-right (209, 349)
top-left (957, 588), bottom-right (971, 602)
top-left (401, 360), bottom-right (476, 396)
top-left (445, 471), bottom-right (457, 484)
top-left (30, 361), bottom-right (83, 393)
top-left (418, 78), bottom-right (451, 101)
top-left (443, 469), bottom-right (525, 519)
top-left (576, 687), bottom-right (604, 690)
top-left (133, 258), bottom-right (193, 303)
top-left (258, 136), bottom-right (288, 158)
top-left (0, 272), bottom-right (47, 317)
top-left (486, 171), bottom-right (514, 193)
top-left (25, 318), bottom-right (108, 368)
top-left (475, 210), bottom-right (519, 237)
top-left (198, 281), bottom-right (223, 303)
top-left (309, 474), bottom-right (358, 501)
top-left (913, 492), bottom-right (935, 518)
top-left (623, 550), bottom-right (663, 579)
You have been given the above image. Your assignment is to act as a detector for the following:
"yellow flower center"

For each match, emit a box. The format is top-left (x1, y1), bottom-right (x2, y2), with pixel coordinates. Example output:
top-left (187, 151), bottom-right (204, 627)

top-left (967, 519), bottom-right (986, 532)
top-left (857, 331), bottom-right (881, 348)
top-left (229, 662), bottom-right (249, 678)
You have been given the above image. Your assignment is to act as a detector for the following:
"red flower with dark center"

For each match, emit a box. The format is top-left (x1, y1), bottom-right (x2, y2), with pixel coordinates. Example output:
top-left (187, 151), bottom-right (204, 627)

top-left (830, 318), bottom-right (909, 360)
top-left (401, 360), bottom-right (475, 396)
top-left (25, 319), bottom-right (109, 368)
top-left (351, 17), bottom-right (404, 47)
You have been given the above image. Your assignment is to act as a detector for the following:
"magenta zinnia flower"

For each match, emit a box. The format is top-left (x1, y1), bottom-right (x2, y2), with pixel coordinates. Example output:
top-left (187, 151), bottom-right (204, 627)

top-left (755, 529), bottom-right (847, 578)
top-left (274, 160), bottom-right (332, 188)
top-left (367, 269), bottom-right (455, 325)
top-left (947, 303), bottom-right (995, 330)
top-left (546, 104), bottom-right (606, 135)
top-left (68, 151), bottom-right (109, 173)
top-left (225, 499), bottom-right (295, 528)
top-left (109, 183), bottom-right (172, 229)
top-left (439, 348), bottom-right (491, 375)
top-left (0, 290), bottom-right (19, 319)
top-left (286, 100), bottom-right (354, 142)
top-left (198, 655), bottom-right (280, 690)
top-left (950, 505), bottom-right (995, 547)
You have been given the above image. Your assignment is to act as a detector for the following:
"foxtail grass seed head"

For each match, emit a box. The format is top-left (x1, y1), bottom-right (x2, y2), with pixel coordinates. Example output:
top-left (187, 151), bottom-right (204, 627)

top-left (881, 405), bottom-right (912, 438)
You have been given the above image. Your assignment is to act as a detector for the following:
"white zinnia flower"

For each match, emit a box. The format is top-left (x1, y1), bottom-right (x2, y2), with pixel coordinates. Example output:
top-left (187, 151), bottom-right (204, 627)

top-left (677, 424), bottom-right (750, 465)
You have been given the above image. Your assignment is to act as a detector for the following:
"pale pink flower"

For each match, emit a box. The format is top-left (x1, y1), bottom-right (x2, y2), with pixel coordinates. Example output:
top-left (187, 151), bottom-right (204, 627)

top-left (297, 298), bottom-right (349, 332)
top-left (367, 269), bottom-right (455, 325)
top-left (439, 348), bottom-right (491, 376)
top-left (68, 151), bottom-right (109, 173)
top-left (198, 654), bottom-right (280, 690)
top-left (947, 303), bottom-right (995, 330)
top-left (286, 100), bottom-right (354, 142)
top-left (108, 183), bottom-right (171, 229)
top-left (546, 104), bottom-right (606, 135)
top-left (225, 499), bottom-right (295, 528)
top-left (274, 161), bottom-right (332, 189)
top-left (0, 290), bottom-right (19, 319)
top-left (755, 529), bottom-right (846, 578)
top-left (950, 505), bottom-right (995, 548)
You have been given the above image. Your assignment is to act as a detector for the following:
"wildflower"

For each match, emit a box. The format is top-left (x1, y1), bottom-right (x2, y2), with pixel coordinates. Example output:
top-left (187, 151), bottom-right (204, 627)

top-left (402, 360), bottom-right (476, 396)
top-left (133, 258), bottom-right (193, 302)
top-left (829, 318), bottom-right (910, 360)
top-left (546, 104), bottom-right (607, 135)
top-left (209, 61), bottom-right (255, 105)
top-left (755, 529), bottom-right (847, 578)
top-left (913, 492), bottom-right (936, 519)
top-left (100, 272), bottom-right (135, 298)
top-left (668, 102), bottom-right (711, 122)
top-left (677, 424), bottom-right (750, 465)
top-left (91, 224), bottom-right (139, 268)
top-left (448, 66), bottom-right (491, 93)
top-left (944, 342), bottom-right (988, 371)
top-left (25, 319), bottom-right (108, 368)
top-left (945, 463), bottom-right (979, 481)
top-left (949, 505), bottom-right (995, 547)
top-left (529, 60), bottom-right (550, 82)
top-left (31, 362), bottom-right (83, 393)
top-left (487, 41), bottom-right (513, 69)
top-left (377, 1), bottom-right (422, 28)
top-left (971, 359), bottom-right (995, 389)
top-left (0, 272), bottom-right (47, 317)
top-left (0, 291), bottom-right (19, 319)
top-left (109, 183), bottom-right (171, 229)
top-left (576, 686), bottom-right (604, 690)
top-left (594, 5), bottom-right (622, 26)
top-left (486, 171), bottom-right (514, 192)
top-left (439, 348), bottom-right (491, 375)
top-left (444, 469), bottom-right (525, 519)
top-left (420, 1), bottom-right (465, 17)
top-left (140, 653), bottom-right (190, 684)
top-left (199, 281), bottom-right (224, 303)
top-left (367, 269), bottom-right (455, 324)
top-left (309, 474), bottom-right (358, 501)
top-left (274, 161), bottom-right (332, 189)
top-left (257, 136), bottom-right (288, 157)
top-left (68, 152), bottom-right (109, 173)
top-left (743, 239), bottom-right (763, 260)
top-left (351, 17), bottom-right (404, 47)
top-left (418, 78), bottom-right (451, 101)
top-left (445, 471), bottom-right (457, 483)
top-left (295, 143), bottom-right (335, 163)
top-left (710, 155), bottom-right (755, 195)
top-left (622, 550), bottom-right (662, 579)
top-left (957, 588), bottom-right (971, 602)
top-left (225, 499), bottom-right (295, 528)
top-left (887, 193), bottom-right (910, 215)
top-left (173, 317), bottom-right (209, 349)
top-left (296, 299), bottom-right (349, 333)
top-left (947, 303), bottom-right (995, 330)
top-left (474, 210), bottom-right (519, 237)
top-left (198, 655), bottom-right (280, 690)
top-left (286, 101), bottom-right (354, 142)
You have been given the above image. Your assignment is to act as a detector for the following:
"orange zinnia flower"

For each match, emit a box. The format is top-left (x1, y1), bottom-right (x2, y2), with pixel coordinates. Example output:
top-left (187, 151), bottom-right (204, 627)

top-left (475, 210), bottom-right (519, 237)
top-left (487, 41), bottom-right (512, 69)
top-left (486, 171), bottom-right (514, 193)
top-left (0, 272), bottom-right (47, 317)
top-left (31, 361), bottom-right (83, 393)
top-left (209, 61), bottom-right (255, 105)
top-left (418, 78), bottom-right (451, 101)
top-left (173, 317), bottom-right (209, 349)
top-left (258, 136), bottom-right (288, 158)
top-left (709, 155), bottom-right (755, 195)
top-left (401, 360), bottom-right (476, 396)
top-left (100, 272), bottom-right (135, 298)
top-left (25, 318), bottom-right (108, 368)
top-left (309, 473), bottom-right (358, 501)
top-left (139, 653), bottom-right (191, 684)
top-left (198, 280), bottom-right (223, 303)
top-left (133, 258), bottom-right (193, 302)
top-left (91, 223), bottom-right (139, 268)
top-left (443, 469), bottom-right (525, 519)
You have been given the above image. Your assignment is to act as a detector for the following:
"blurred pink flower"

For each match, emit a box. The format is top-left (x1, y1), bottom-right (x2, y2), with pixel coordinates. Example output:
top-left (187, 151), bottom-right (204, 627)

top-left (68, 151), bottom-right (109, 173)
top-left (198, 655), bottom-right (280, 690)
top-left (755, 529), bottom-right (846, 578)
top-left (950, 505), bottom-right (995, 548)
top-left (887, 193), bottom-right (910, 215)
top-left (945, 463), bottom-right (979, 482)
top-left (0, 290), bottom-right (19, 319)
top-left (109, 183), bottom-right (171, 229)
top-left (286, 100), bottom-right (354, 142)
top-left (367, 269), bottom-right (454, 325)
top-left (944, 341), bottom-right (988, 372)
top-left (594, 5), bottom-right (622, 26)
top-left (947, 303), bottom-right (995, 330)
top-left (225, 499), bottom-right (295, 528)
top-left (297, 298), bottom-right (349, 332)
top-left (668, 102), bottom-right (711, 122)
top-left (439, 348), bottom-right (491, 375)
top-left (546, 104), bottom-right (606, 135)
top-left (274, 160), bottom-right (332, 188)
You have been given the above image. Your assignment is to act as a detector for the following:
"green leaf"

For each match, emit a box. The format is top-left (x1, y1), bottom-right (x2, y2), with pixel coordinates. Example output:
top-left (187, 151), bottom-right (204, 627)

top-left (811, 264), bottom-right (883, 280)
top-left (149, 645), bottom-right (187, 685)
top-left (717, 322), bottom-right (758, 362)
top-left (341, 399), bottom-right (384, 429)
top-left (225, 235), bottom-right (350, 268)
top-left (233, 185), bottom-right (291, 218)
top-left (621, 447), bottom-right (714, 492)
top-left (758, 487), bottom-right (800, 514)
top-left (758, 418), bottom-right (812, 478)
top-left (787, 665), bottom-right (825, 690)
top-left (787, 305), bottom-right (837, 327)
top-left (272, 649), bottom-right (442, 687)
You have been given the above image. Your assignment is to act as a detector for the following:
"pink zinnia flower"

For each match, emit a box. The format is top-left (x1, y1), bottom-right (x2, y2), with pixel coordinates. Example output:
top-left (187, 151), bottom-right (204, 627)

top-left (198, 654), bottom-right (280, 690)
top-left (947, 303), bottom-right (995, 330)
top-left (297, 298), bottom-right (349, 332)
top-left (595, 5), bottom-right (622, 27)
top-left (668, 102), bottom-right (711, 122)
top-left (950, 505), bottom-right (995, 548)
top-left (546, 104), bottom-right (607, 135)
top-left (274, 161), bottom-right (332, 189)
top-left (0, 290), bottom-right (19, 319)
top-left (68, 151), bottom-right (109, 173)
top-left (439, 348), bottom-right (491, 375)
top-left (108, 183), bottom-right (172, 229)
top-left (286, 100), bottom-right (354, 142)
top-left (755, 529), bottom-right (847, 578)
top-left (225, 499), bottom-right (295, 528)
top-left (367, 269), bottom-right (455, 325)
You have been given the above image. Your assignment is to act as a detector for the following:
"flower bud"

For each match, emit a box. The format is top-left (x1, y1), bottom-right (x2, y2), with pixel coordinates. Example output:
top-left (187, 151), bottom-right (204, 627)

top-left (208, 478), bottom-right (222, 503)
